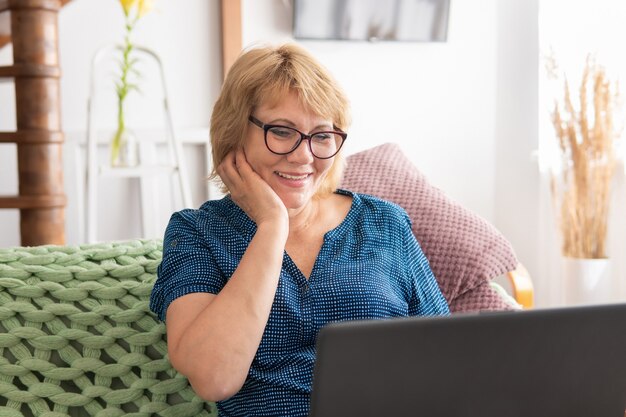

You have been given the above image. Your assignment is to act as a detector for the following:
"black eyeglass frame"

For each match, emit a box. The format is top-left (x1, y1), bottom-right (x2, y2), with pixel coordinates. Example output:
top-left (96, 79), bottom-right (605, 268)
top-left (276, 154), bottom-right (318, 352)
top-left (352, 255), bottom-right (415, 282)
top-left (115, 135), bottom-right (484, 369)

top-left (248, 115), bottom-right (347, 160)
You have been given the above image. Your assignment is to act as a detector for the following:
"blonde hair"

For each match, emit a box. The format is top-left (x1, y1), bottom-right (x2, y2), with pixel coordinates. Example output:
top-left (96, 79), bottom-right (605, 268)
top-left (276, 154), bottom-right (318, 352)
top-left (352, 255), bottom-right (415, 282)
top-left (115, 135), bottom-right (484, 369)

top-left (209, 43), bottom-right (351, 196)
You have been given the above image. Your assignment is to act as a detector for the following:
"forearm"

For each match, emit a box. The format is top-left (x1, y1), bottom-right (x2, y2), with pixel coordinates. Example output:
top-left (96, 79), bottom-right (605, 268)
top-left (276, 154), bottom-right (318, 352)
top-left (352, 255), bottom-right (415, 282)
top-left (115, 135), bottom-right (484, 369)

top-left (168, 223), bottom-right (287, 400)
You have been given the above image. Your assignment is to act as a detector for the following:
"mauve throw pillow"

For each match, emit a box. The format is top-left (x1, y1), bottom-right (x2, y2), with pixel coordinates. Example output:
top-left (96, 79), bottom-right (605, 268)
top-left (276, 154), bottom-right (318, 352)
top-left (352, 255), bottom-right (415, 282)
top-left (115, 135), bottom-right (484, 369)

top-left (339, 143), bottom-right (518, 312)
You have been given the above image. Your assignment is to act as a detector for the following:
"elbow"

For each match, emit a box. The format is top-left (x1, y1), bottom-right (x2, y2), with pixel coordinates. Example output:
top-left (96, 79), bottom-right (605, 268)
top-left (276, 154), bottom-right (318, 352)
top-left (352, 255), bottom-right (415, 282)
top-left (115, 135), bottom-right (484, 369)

top-left (171, 356), bottom-right (244, 402)
top-left (168, 344), bottom-right (246, 401)
top-left (187, 373), bottom-right (244, 402)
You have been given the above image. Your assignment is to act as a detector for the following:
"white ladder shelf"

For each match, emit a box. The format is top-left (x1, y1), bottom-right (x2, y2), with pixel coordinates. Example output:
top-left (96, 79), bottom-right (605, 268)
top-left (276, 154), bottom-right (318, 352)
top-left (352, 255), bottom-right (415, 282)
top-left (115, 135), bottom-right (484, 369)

top-left (85, 44), bottom-right (193, 243)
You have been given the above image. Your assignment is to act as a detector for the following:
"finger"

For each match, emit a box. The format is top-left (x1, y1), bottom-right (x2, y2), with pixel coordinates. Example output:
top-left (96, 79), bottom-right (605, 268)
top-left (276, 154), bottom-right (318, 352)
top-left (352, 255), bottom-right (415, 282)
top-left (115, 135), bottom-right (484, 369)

top-left (217, 163), bottom-right (236, 192)
top-left (234, 148), bottom-right (254, 178)
top-left (224, 152), bottom-right (242, 179)
top-left (217, 152), bottom-right (241, 190)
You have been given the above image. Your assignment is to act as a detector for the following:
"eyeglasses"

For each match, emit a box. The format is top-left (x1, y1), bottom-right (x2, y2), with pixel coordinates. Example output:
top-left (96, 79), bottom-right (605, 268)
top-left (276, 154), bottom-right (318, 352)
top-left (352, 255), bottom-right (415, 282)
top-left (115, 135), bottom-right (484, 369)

top-left (248, 115), bottom-right (347, 159)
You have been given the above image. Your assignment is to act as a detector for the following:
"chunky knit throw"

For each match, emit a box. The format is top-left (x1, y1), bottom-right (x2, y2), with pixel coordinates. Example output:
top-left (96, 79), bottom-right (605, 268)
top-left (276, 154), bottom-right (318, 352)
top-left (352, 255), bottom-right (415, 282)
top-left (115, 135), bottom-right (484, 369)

top-left (0, 240), bottom-right (215, 417)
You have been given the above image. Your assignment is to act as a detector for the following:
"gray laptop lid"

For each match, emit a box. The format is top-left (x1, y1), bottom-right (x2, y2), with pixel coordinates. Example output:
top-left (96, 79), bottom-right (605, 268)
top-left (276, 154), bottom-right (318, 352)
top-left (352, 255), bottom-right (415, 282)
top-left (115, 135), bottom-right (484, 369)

top-left (310, 303), bottom-right (626, 417)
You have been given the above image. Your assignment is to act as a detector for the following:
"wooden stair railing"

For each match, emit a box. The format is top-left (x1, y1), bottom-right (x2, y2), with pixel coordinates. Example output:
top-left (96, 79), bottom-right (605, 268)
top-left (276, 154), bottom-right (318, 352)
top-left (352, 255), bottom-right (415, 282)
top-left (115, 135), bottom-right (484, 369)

top-left (0, 0), bottom-right (68, 245)
top-left (0, 7), bottom-right (9, 48)
top-left (0, 0), bottom-right (70, 48)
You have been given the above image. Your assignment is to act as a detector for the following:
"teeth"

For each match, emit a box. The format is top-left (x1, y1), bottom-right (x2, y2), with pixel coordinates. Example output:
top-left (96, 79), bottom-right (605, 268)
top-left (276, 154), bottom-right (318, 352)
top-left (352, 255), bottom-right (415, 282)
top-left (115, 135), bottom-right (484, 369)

top-left (276, 172), bottom-right (308, 180)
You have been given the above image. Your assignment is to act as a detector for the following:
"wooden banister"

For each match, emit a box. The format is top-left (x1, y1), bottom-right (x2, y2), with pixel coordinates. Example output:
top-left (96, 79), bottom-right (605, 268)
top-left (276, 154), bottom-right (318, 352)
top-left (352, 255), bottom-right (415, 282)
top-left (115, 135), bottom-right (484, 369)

top-left (0, 0), bottom-right (66, 245)
top-left (0, 130), bottom-right (63, 144)
top-left (0, 0), bottom-right (71, 49)
top-left (0, 194), bottom-right (66, 209)
top-left (0, 1), bottom-right (8, 48)
top-left (0, 63), bottom-right (61, 77)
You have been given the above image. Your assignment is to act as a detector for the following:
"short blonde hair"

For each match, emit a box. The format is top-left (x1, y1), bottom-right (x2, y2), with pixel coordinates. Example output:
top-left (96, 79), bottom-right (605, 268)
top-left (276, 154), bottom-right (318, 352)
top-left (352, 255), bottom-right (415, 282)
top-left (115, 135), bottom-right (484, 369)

top-left (209, 43), bottom-right (351, 196)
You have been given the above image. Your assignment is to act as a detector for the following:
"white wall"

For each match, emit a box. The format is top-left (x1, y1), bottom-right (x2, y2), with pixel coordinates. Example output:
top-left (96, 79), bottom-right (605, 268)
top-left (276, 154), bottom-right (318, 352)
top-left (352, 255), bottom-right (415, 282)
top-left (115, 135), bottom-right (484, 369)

top-left (58, 0), bottom-right (221, 132)
top-left (1, 0), bottom-right (502, 245)
top-left (0, 0), bottom-right (221, 246)
top-left (1, 0), bottom-right (551, 302)
top-left (243, 0), bottom-right (498, 223)
top-left (494, 0), bottom-right (542, 301)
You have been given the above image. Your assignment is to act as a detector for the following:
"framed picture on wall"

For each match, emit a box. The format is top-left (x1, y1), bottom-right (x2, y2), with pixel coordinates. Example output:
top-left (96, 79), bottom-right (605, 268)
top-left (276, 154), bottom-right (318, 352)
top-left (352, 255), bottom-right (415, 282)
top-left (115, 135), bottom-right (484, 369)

top-left (293, 0), bottom-right (451, 42)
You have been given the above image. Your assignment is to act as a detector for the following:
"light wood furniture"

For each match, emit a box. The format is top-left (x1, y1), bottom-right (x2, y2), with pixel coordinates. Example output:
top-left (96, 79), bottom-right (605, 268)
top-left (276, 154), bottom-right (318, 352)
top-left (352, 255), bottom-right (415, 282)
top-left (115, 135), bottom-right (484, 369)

top-left (506, 263), bottom-right (534, 308)
top-left (220, 0), bottom-right (241, 79)
top-left (0, 0), bottom-right (69, 245)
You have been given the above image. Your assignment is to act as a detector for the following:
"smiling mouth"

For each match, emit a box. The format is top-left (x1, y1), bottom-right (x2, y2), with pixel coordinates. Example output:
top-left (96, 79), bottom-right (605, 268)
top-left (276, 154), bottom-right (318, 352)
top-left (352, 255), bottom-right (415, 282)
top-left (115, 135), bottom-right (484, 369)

top-left (275, 171), bottom-right (310, 180)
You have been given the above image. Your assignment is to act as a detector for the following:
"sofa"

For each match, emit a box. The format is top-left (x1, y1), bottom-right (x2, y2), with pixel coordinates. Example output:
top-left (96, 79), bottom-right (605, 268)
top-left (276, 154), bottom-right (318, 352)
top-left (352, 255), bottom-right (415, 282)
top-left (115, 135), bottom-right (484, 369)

top-left (0, 239), bottom-right (216, 417)
top-left (0, 143), bottom-right (525, 416)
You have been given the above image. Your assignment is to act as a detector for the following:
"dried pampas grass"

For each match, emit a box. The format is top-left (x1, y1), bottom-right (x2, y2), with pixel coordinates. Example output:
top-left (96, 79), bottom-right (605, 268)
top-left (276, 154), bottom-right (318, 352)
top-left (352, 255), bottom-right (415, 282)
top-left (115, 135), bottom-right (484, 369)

top-left (548, 56), bottom-right (621, 259)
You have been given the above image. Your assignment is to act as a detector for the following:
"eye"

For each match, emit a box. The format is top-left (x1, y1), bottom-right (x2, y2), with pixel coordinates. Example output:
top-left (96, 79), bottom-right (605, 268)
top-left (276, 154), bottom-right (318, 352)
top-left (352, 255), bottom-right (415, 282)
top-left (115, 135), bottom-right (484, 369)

top-left (312, 132), bottom-right (334, 143)
top-left (268, 126), bottom-right (297, 140)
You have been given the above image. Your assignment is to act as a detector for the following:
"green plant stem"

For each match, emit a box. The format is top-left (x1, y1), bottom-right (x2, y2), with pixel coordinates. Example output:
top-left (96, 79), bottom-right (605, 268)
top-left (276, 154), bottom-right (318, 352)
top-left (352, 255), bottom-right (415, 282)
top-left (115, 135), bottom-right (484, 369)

top-left (111, 9), bottom-right (140, 165)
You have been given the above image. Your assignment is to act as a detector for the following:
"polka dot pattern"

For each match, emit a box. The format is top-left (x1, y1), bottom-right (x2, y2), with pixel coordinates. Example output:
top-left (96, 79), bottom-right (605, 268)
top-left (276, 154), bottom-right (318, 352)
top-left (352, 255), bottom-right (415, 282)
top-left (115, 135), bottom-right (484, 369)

top-left (150, 190), bottom-right (449, 416)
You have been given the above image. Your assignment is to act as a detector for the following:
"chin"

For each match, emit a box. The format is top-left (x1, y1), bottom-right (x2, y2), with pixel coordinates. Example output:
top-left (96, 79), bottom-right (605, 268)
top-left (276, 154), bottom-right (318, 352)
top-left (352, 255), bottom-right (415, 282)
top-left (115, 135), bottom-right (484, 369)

top-left (278, 191), bottom-right (312, 210)
top-left (281, 197), bottom-right (308, 210)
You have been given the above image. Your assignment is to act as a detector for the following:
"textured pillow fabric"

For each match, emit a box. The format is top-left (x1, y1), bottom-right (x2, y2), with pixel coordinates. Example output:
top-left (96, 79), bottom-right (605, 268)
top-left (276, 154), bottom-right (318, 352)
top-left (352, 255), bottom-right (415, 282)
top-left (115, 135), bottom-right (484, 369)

top-left (451, 281), bottom-right (520, 312)
top-left (339, 143), bottom-right (518, 312)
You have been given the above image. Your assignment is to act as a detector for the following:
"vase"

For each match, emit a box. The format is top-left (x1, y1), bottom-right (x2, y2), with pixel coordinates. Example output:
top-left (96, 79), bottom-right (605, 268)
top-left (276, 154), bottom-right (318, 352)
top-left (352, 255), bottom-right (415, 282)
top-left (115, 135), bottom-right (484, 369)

top-left (110, 128), bottom-right (139, 167)
top-left (561, 257), bottom-right (612, 306)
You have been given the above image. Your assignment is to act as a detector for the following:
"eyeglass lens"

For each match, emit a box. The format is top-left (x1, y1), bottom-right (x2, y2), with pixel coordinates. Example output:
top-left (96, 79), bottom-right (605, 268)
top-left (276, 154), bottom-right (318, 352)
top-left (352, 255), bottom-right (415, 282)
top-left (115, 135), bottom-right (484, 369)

top-left (266, 126), bottom-right (343, 158)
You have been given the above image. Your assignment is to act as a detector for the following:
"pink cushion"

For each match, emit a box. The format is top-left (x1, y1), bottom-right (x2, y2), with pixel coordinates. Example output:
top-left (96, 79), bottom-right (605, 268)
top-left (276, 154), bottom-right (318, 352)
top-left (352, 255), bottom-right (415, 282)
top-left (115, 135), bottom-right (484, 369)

top-left (339, 143), bottom-right (518, 311)
top-left (448, 281), bottom-right (514, 312)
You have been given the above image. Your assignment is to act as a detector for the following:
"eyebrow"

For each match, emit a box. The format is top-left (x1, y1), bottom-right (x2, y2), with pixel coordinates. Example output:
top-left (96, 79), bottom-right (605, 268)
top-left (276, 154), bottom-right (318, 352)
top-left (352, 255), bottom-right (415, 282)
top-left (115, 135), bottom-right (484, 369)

top-left (267, 118), bottom-right (334, 131)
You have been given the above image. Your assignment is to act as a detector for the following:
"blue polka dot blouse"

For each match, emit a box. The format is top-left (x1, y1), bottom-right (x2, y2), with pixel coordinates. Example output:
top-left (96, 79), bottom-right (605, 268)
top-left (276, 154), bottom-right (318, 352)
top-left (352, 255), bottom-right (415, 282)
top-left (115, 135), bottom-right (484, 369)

top-left (150, 189), bottom-right (450, 416)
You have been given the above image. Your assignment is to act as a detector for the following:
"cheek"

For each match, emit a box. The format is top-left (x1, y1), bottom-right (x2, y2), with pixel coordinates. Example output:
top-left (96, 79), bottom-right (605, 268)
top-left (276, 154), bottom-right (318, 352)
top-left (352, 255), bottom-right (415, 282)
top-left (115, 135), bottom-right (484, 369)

top-left (316, 160), bottom-right (334, 177)
top-left (242, 138), bottom-right (264, 171)
top-left (242, 137), bottom-right (254, 157)
top-left (244, 146), bottom-right (279, 177)
top-left (314, 159), bottom-right (339, 191)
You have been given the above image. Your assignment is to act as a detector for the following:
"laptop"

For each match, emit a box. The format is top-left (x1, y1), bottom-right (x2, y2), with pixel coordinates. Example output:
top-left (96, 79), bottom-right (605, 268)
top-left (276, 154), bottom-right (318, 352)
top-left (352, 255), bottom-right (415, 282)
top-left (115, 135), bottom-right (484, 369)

top-left (310, 303), bottom-right (626, 417)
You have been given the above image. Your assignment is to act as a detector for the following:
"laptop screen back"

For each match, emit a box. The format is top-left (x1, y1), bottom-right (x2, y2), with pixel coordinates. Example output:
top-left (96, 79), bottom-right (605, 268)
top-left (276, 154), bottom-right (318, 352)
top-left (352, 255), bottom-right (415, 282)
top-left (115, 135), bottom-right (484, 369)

top-left (310, 303), bottom-right (626, 417)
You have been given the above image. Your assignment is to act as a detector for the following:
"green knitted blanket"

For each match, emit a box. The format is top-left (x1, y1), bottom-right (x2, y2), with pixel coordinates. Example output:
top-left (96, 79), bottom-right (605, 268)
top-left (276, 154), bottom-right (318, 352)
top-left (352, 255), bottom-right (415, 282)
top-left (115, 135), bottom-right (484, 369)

top-left (0, 239), bottom-right (216, 417)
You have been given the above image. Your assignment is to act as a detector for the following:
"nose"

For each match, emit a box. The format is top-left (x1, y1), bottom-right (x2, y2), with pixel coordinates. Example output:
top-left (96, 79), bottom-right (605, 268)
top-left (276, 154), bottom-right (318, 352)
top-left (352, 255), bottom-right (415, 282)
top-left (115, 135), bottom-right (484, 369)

top-left (287, 138), bottom-right (315, 164)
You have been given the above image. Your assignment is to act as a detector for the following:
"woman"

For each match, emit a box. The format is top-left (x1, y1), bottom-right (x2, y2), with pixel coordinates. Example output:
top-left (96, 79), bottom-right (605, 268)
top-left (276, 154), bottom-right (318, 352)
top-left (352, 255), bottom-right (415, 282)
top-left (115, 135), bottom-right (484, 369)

top-left (149, 43), bottom-right (449, 416)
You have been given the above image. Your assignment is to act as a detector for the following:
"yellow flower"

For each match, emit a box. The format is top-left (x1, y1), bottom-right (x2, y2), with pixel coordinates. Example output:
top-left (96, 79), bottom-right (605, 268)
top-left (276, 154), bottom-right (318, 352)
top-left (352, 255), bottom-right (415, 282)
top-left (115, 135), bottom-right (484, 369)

top-left (137, 0), bottom-right (154, 17)
top-left (119, 0), bottom-right (153, 18)
top-left (119, 0), bottom-right (137, 15)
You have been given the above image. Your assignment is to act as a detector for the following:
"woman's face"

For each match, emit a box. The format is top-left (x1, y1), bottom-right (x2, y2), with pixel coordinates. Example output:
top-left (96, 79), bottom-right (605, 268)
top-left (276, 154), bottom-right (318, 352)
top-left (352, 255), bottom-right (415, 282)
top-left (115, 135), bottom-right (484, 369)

top-left (243, 91), bottom-right (335, 211)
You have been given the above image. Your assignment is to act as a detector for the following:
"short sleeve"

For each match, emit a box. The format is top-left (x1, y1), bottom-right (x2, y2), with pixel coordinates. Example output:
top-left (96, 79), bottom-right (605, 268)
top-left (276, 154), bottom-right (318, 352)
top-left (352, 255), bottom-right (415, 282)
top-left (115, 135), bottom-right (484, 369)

top-left (149, 210), bottom-right (227, 321)
top-left (401, 214), bottom-right (450, 316)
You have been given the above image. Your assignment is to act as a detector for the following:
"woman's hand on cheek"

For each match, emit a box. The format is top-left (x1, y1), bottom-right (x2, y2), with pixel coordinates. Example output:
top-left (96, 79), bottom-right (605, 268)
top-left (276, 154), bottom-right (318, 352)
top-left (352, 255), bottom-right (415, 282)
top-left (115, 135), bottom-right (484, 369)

top-left (217, 149), bottom-right (288, 230)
